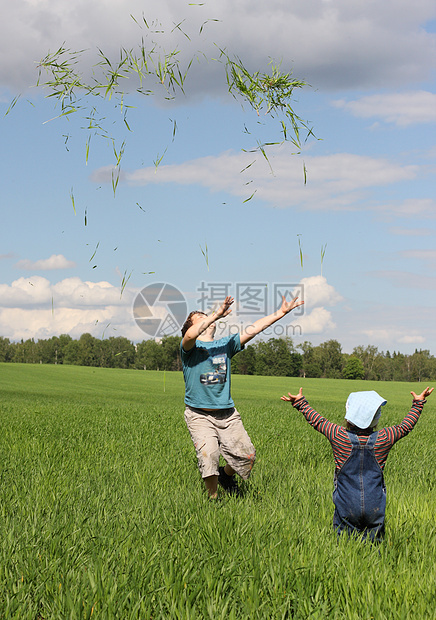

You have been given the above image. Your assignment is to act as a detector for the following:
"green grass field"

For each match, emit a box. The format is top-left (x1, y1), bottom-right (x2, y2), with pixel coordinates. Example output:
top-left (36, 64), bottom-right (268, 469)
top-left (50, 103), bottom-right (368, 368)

top-left (0, 363), bottom-right (435, 619)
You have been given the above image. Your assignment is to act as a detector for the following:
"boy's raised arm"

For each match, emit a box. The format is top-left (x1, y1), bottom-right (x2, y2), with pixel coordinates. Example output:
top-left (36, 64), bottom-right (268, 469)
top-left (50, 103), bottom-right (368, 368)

top-left (240, 295), bottom-right (304, 346)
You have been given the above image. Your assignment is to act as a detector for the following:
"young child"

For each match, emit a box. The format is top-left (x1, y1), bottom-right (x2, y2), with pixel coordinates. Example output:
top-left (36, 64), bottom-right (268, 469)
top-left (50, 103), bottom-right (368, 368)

top-left (281, 387), bottom-right (433, 541)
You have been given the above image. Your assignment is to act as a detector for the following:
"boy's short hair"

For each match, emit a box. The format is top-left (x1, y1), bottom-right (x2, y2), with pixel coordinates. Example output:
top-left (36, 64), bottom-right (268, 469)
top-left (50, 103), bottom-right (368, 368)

top-left (181, 311), bottom-right (207, 337)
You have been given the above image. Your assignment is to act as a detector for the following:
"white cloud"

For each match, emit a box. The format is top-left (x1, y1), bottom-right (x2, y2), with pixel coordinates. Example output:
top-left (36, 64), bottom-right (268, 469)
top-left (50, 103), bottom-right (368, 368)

top-left (0, 275), bottom-right (179, 342)
top-left (15, 254), bottom-right (76, 271)
top-left (296, 275), bottom-right (343, 308)
top-left (361, 328), bottom-right (426, 346)
top-left (1, 0), bottom-right (436, 95)
top-left (397, 334), bottom-right (427, 344)
top-left (92, 147), bottom-right (418, 211)
top-left (0, 306), bottom-right (125, 342)
top-left (291, 306), bottom-right (336, 335)
top-left (0, 276), bottom-right (52, 307)
top-left (287, 275), bottom-right (342, 336)
top-left (0, 276), bottom-right (133, 309)
top-left (52, 277), bottom-right (129, 307)
top-left (333, 91), bottom-right (436, 126)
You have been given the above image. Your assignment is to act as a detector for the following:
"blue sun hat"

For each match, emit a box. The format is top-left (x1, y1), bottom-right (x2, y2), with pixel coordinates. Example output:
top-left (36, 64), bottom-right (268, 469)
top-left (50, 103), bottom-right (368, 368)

top-left (345, 390), bottom-right (387, 429)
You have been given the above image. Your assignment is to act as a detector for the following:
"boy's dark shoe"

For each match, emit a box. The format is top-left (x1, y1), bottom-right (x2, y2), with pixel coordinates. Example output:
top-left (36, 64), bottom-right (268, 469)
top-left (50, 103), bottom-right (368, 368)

top-left (218, 466), bottom-right (240, 496)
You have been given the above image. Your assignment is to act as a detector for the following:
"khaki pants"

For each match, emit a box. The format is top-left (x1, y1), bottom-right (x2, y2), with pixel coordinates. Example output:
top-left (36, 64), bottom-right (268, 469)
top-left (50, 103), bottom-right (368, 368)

top-left (184, 405), bottom-right (256, 479)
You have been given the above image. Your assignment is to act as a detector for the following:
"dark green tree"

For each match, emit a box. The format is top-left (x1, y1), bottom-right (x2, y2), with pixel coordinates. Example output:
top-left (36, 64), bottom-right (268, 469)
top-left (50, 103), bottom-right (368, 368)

top-left (409, 349), bottom-right (433, 382)
top-left (342, 356), bottom-right (365, 380)
top-left (55, 334), bottom-right (74, 364)
top-left (232, 344), bottom-right (257, 375)
top-left (298, 341), bottom-right (322, 378)
top-left (317, 339), bottom-right (343, 378)
top-left (389, 351), bottom-right (410, 381)
top-left (63, 339), bottom-right (80, 365)
top-left (0, 337), bottom-right (12, 362)
top-left (35, 336), bottom-right (69, 364)
top-left (76, 333), bottom-right (99, 367)
top-left (352, 345), bottom-right (380, 380)
top-left (160, 336), bottom-right (183, 371)
top-left (12, 339), bottom-right (38, 364)
top-left (254, 338), bottom-right (302, 377)
top-left (135, 339), bottom-right (163, 370)
top-left (97, 337), bottom-right (136, 369)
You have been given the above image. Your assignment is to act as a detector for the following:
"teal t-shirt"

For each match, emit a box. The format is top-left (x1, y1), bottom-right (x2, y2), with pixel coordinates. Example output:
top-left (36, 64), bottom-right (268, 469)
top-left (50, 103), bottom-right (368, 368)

top-left (181, 334), bottom-right (243, 409)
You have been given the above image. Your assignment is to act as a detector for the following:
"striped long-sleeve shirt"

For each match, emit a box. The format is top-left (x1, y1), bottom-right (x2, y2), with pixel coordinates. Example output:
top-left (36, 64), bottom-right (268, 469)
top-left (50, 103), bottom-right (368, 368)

top-left (293, 397), bottom-right (426, 471)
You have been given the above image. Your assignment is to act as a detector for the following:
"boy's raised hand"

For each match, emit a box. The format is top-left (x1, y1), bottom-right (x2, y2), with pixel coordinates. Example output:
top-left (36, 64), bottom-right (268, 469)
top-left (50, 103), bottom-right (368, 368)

top-left (281, 388), bottom-right (303, 403)
top-left (411, 386), bottom-right (434, 401)
top-left (280, 295), bottom-right (304, 315)
top-left (215, 296), bottom-right (234, 319)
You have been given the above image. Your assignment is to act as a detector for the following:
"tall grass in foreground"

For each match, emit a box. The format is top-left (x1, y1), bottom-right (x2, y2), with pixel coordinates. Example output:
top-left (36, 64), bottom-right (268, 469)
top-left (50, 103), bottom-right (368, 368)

top-left (0, 364), bottom-right (435, 618)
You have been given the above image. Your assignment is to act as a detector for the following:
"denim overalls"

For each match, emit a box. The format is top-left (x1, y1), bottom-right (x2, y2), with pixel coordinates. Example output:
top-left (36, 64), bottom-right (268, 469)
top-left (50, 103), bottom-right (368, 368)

top-left (333, 431), bottom-right (386, 541)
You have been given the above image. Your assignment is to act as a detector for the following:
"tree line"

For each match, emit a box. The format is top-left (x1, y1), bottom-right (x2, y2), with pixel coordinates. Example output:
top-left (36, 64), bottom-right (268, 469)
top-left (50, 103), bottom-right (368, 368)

top-left (0, 334), bottom-right (435, 382)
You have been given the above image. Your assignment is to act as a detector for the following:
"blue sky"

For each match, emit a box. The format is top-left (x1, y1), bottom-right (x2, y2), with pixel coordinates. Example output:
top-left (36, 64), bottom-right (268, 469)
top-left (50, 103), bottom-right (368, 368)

top-left (1, 0), bottom-right (436, 354)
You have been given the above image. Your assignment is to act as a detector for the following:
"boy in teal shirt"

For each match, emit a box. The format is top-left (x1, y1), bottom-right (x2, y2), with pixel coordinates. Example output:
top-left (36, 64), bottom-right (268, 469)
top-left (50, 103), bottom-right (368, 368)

top-left (181, 294), bottom-right (304, 498)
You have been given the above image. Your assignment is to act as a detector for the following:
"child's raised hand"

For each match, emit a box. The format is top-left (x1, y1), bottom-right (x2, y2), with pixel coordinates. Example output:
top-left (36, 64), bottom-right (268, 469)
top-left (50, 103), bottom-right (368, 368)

top-left (411, 386), bottom-right (434, 401)
top-left (215, 296), bottom-right (234, 319)
top-left (280, 295), bottom-right (304, 315)
top-left (281, 388), bottom-right (303, 403)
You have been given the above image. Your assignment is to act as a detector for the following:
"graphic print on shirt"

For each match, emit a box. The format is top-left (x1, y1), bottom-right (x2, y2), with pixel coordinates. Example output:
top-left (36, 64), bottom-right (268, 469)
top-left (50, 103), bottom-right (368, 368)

top-left (199, 353), bottom-right (227, 385)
